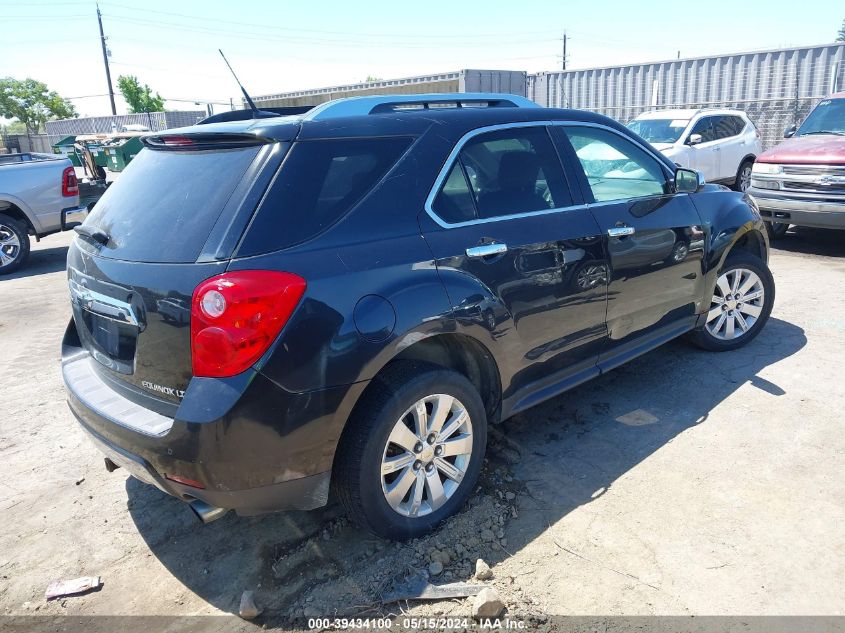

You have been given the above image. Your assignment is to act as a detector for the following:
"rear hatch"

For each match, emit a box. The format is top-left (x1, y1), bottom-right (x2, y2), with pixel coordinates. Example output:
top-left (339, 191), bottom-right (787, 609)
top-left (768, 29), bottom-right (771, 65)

top-left (67, 133), bottom-right (285, 407)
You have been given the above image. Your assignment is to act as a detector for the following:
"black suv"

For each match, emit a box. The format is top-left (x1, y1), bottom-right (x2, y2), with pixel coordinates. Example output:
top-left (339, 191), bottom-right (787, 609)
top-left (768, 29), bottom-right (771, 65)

top-left (62, 93), bottom-right (774, 540)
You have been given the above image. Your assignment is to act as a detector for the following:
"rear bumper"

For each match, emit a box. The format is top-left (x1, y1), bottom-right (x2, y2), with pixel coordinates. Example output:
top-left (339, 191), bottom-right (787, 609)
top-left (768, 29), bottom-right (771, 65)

top-left (62, 334), bottom-right (366, 516)
top-left (748, 190), bottom-right (845, 230)
top-left (62, 205), bottom-right (88, 230)
top-left (77, 419), bottom-right (330, 515)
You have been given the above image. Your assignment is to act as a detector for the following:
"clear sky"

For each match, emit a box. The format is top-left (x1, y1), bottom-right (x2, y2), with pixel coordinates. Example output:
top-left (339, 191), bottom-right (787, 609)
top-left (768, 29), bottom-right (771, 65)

top-left (2, 0), bottom-right (843, 118)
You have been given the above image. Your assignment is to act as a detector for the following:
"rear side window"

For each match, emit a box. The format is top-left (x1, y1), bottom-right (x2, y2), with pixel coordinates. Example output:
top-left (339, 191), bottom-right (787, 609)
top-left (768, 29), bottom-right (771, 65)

top-left (432, 126), bottom-right (572, 223)
top-left (84, 146), bottom-right (260, 263)
top-left (238, 137), bottom-right (411, 255)
top-left (712, 115), bottom-right (744, 140)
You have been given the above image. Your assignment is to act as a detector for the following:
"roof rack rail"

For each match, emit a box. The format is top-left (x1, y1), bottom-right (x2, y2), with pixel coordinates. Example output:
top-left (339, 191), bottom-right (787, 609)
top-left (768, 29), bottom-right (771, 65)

top-left (302, 93), bottom-right (539, 121)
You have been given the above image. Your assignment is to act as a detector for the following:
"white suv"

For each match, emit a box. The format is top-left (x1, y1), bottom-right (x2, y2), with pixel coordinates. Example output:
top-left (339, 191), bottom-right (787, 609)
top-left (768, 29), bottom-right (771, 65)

top-left (627, 109), bottom-right (762, 191)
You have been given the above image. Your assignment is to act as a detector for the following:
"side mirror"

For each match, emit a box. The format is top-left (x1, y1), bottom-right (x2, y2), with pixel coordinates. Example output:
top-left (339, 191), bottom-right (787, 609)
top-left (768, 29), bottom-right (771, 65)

top-left (687, 133), bottom-right (703, 146)
top-left (675, 168), bottom-right (704, 194)
top-left (784, 124), bottom-right (797, 138)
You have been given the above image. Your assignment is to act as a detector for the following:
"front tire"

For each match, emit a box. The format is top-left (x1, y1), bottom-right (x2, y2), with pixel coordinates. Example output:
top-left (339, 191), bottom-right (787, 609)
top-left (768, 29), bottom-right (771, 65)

top-left (689, 251), bottom-right (774, 351)
top-left (334, 362), bottom-right (487, 540)
top-left (0, 214), bottom-right (31, 275)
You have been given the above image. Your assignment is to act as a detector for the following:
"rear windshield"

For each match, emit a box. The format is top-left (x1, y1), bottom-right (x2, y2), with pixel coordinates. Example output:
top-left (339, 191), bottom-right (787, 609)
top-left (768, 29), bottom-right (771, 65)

top-left (237, 137), bottom-right (411, 256)
top-left (84, 146), bottom-right (259, 263)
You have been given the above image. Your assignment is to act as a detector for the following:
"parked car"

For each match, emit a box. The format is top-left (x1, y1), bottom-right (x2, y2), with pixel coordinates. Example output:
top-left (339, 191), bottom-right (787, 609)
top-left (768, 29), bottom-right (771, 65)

top-left (0, 153), bottom-right (87, 274)
top-left (62, 94), bottom-right (774, 540)
top-left (748, 92), bottom-right (845, 239)
top-left (627, 109), bottom-right (762, 191)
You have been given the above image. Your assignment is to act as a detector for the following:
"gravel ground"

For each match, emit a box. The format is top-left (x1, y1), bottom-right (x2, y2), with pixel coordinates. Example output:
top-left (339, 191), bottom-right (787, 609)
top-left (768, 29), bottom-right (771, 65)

top-left (0, 227), bottom-right (843, 629)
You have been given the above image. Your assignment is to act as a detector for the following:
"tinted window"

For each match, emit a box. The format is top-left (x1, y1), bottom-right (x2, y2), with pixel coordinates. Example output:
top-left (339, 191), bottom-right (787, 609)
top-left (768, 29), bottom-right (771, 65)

top-left (433, 162), bottom-right (476, 223)
top-left (729, 116), bottom-right (747, 136)
top-left (711, 115), bottom-right (743, 140)
top-left (238, 137), bottom-right (410, 255)
top-left (565, 126), bottom-right (668, 202)
top-left (689, 117), bottom-right (717, 143)
top-left (84, 146), bottom-right (260, 263)
top-left (432, 126), bottom-right (572, 222)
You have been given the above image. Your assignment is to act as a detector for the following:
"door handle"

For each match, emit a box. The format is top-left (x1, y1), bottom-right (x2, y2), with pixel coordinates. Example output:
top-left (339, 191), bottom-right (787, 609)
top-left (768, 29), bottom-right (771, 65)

top-left (607, 226), bottom-right (635, 238)
top-left (466, 243), bottom-right (507, 258)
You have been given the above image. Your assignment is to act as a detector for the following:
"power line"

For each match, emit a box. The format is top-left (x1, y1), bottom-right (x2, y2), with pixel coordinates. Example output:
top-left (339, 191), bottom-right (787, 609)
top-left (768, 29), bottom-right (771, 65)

top-left (97, 3), bottom-right (561, 40)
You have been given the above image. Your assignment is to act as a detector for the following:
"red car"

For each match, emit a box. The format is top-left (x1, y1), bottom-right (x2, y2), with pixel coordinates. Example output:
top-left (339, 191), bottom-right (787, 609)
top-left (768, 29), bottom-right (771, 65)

top-left (748, 93), bottom-right (845, 238)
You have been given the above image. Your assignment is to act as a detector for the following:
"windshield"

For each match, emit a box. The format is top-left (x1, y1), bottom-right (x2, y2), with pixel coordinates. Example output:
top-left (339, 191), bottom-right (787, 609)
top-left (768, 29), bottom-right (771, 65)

top-left (796, 98), bottom-right (845, 136)
top-left (627, 118), bottom-right (689, 144)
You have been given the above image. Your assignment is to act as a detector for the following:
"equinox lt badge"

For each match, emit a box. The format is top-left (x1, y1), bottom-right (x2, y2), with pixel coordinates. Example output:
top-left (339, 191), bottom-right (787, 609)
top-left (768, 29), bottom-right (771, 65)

top-left (141, 381), bottom-right (185, 399)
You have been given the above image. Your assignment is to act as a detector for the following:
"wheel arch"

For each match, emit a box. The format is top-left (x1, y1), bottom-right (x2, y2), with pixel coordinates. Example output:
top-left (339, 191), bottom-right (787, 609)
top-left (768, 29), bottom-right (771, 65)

top-left (0, 199), bottom-right (37, 235)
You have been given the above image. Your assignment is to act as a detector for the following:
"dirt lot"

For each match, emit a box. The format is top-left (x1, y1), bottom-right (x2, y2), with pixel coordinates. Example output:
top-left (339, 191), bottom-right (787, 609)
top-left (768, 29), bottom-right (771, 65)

top-left (1, 228), bottom-right (843, 629)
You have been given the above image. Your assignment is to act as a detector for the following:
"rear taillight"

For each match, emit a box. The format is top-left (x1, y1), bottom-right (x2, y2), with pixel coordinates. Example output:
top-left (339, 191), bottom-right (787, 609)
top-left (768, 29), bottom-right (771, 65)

top-left (190, 271), bottom-right (306, 378)
top-left (62, 166), bottom-right (78, 197)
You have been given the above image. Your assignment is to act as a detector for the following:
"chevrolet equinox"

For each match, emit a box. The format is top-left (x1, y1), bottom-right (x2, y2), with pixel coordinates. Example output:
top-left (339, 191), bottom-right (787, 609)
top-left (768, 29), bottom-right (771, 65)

top-left (62, 94), bottom-right (775, 539)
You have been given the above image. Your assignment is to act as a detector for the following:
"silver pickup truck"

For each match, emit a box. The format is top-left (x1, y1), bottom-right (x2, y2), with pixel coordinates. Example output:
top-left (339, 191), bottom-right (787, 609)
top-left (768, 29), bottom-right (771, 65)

top-left (0, 153), bottom-right (88, 274)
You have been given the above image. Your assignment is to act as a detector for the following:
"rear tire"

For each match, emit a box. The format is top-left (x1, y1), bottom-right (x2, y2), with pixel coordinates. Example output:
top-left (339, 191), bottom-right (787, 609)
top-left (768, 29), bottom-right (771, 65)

top-left (689, 251), bottom-right (774, 352)
top-left (334, 361), bottom-right (487, 540)
top-left (0, 214), bottom-right (31, 275)
top-left (734, 159), bottom-right (754, 192)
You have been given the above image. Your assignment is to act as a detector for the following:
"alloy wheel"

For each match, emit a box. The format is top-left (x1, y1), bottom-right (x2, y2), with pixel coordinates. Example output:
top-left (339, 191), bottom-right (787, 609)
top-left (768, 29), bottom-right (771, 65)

top-left (705, 267), bottom-right (765, 340)
top-left (739, 165), bottom-right (752, 192)
top-left (0, 224), bottom-right (21, 268)
top-left (381, 394), bottom-right (473, 517)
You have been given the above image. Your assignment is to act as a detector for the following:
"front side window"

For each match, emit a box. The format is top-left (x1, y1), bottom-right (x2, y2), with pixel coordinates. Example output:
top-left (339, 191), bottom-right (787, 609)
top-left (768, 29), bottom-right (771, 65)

top-left (689, 116), bottom-right (717, 143)
top-left (432, 126), bottom-right (572, 223)
top-left (564, 126), bottom-right (668, 202)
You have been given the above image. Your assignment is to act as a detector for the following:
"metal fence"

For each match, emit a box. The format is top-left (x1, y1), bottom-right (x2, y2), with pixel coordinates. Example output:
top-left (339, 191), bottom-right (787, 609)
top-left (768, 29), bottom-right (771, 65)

top-left (44, 111), bottom-right (206, 145)
top-left (0, 133), bottom-right (52, 154)
top-left (527, 43), bottom-right (845, 149)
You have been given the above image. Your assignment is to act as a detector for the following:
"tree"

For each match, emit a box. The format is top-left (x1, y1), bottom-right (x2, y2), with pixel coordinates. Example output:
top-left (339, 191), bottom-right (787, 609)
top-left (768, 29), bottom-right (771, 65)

top-left (0, 77), bottom-right (77, 134)
top-left (117, 75), bottom-right (165, 113)
top-left (364, 75), bottom-right (383, 83)
top-left (837, 19), bottom-right (845, 41)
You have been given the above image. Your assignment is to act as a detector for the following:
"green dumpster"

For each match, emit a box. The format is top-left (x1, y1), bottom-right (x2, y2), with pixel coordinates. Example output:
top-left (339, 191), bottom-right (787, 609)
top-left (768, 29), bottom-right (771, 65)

top-left (52, 135), bottom-right (81, 167)
top-left (76, 136), bottom-right (109, 168)
top-left (102, 134), bottom-right (144, 172)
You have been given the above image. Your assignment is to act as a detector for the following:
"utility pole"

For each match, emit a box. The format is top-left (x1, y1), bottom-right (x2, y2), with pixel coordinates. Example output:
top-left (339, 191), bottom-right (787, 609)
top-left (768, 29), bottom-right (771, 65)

top-left (561, 31), bottom-right (568, 71)
top-left (97, 4), bottom-right (117, 115)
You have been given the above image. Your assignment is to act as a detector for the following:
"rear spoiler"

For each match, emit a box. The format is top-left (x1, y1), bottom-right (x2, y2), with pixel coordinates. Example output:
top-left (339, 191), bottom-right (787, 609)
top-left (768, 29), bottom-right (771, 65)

top-left (142, 133), bottom-right (271, 150)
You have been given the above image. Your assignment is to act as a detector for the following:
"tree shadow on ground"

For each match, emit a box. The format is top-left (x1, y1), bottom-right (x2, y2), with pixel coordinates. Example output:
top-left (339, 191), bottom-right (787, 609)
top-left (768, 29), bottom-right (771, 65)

top-left (127, 317), bottom-right (806, 625)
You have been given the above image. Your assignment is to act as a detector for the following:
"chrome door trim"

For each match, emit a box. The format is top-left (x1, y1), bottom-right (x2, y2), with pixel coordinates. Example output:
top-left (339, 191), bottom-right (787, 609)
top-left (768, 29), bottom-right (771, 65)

top-left (466, 243), bottom-right (508, 258)
top-left (607, 226), bottom-right (635, 237)
top-left (423, 120), bottom-right (676, 230)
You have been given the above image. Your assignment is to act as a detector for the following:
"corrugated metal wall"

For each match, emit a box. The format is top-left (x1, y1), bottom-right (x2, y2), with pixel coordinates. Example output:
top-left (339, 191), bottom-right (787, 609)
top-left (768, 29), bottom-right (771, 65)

top-left (253, 72), bottom-right (463, 108)
top-left (528, 43), bottom-right (845, 149)
top-left (251, 69), bottom-right (527, 108)
top-left (45, 111), bottom-right (205, 145)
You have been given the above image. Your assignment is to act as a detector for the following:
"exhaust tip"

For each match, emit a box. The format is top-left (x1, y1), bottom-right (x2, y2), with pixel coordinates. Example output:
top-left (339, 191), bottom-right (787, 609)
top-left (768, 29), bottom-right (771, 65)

top-left (189, 500), bottom-right (229, 524)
